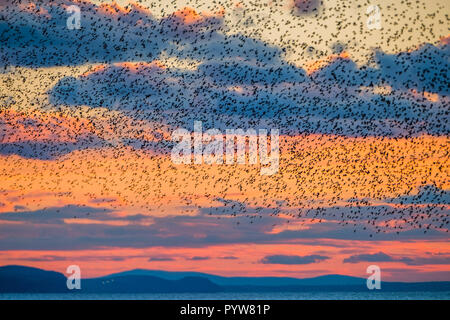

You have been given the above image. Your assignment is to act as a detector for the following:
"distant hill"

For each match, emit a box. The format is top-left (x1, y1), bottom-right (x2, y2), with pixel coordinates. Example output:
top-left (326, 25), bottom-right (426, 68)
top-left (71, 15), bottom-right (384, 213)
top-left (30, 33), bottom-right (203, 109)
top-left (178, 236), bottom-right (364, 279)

top-left (0, 266), bottom-right (220, 293)
top-left (1, 265), bottom-right (449, 293)
top-left (0, 265), bottom-right (68, 293)
top-left (83, 275), bottom-right (221, 293)
top-left (104, 269), bottom-right (366, 287)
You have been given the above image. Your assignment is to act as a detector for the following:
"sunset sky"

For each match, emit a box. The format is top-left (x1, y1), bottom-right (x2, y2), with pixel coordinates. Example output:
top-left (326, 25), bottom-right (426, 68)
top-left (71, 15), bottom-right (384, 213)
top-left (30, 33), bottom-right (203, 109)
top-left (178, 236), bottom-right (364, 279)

top-left (0, 0), bottom-right (449, 282)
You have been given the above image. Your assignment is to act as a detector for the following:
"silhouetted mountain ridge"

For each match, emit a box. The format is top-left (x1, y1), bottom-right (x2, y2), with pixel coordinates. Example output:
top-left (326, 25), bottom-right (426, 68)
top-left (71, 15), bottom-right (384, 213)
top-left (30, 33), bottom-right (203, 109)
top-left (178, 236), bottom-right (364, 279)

top-left (0, 265), bottom-right (68, 293)
top-left (103, 269), bottom-right (366, 286)
top-left (1, 265), bottom-right (449, 293)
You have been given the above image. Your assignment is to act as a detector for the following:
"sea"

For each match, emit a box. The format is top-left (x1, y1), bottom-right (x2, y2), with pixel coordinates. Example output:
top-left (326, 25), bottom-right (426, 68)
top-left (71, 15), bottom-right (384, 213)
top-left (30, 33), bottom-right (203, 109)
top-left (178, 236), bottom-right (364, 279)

top-left (0, 291), bottom-right (449, 300)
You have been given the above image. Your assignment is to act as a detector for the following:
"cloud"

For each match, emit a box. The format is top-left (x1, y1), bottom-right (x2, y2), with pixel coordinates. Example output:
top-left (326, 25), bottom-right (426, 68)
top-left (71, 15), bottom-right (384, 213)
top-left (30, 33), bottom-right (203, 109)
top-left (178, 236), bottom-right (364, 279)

top-left (0, 0), bottom-right (282, 67)
top-left (198, 60), bottom-right (306, 85)
top-left (187, 256), bottom-right (210, 261)
top-left (311, 40), bottom-right (450, 97)
top-left (89, 197), bottom-right (117, 204)
top-left (386, 185), bottom-right (450, 205)
top-left (1, 0), bottom-right (162, 66)
top-left (375, 42), bottom-right (450, 95)
top-left (13, 255), bottom-right (69, 262)
top-left (7, 254), bottom-right (147, 262)
top-left (0, 199), bottom-right (448, 251)
top-left (148, 256), bottom-right (175, 262)
top-left (47, 41), bottom-right (450, 138)
top-left (1, 1), bottom-right (447, 144)
top-left (0, 205), bottom-right (147, 224)
top-left (14, 255), bottom-right (126, 262)
top-left (344, 252), bottom-right (450, 266)
top-left (0, 105), bottom-right (171, 160)
top-left (399, 256), bottom-right (450, 266)
top-left (13, 205), bottom-right (28, 211)
top-left (309, 55), bottom-right (377, 87)
top-left (49, 61), bottom-right (189, 110)
top-left (291, 0), bottom-right (321, 16)
top-left (159, 6), bottom-right (223, 35)
top-left (343, 252), bottom-right (395, 263)
top-left (261, 254), bottom-right (329, 264)
top-left (220, 256), bottom-right (238, 260)
top-left (0, 109), bottom-right (104, 159)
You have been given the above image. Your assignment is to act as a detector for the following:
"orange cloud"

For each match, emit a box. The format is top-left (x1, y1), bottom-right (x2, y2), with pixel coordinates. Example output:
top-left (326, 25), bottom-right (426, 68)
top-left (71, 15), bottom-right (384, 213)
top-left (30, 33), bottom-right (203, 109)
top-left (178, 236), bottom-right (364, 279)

top-left (0, 109), bottom-right (96, 144)
top-left (98, 1), bottom-right (131, 16)
top-left (162, 6), bottom-right (224, 33)
top-left (304, 52), bottom-right (351, 75)
top-left (114, 60), bottom-right (167, 73)
top-left (439, 34), bottom-right (450, 45)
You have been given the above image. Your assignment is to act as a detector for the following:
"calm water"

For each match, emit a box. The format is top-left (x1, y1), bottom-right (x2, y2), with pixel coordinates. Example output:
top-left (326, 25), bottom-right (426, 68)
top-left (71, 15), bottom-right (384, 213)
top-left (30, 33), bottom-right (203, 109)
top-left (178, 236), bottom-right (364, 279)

top-left (1, 292), bottom-right (449, 300)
